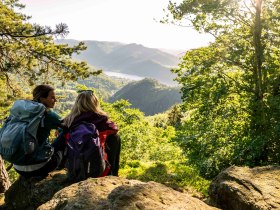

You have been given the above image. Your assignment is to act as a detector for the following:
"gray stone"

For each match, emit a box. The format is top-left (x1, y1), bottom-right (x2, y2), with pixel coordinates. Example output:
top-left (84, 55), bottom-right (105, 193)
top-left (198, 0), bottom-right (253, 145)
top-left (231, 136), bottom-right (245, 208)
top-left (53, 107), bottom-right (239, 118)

top-left (209, 166), bottom-right (280, 210)
top-left (39, 176), bottom-right (218, 210)
top-left (4, 170), bottom-right (68, 210)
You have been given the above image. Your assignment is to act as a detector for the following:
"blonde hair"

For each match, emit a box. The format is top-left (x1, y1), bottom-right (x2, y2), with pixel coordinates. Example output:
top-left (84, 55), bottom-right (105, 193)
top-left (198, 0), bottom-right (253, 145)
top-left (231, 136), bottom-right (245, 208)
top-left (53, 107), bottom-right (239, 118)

top-left (63, 91), bottom-right (107, 127)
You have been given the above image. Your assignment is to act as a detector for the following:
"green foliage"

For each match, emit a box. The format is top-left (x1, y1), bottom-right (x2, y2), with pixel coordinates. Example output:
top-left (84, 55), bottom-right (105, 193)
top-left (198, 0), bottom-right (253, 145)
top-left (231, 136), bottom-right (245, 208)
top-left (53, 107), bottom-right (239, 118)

top-left (120, 161), bottom-right (210, 197)
top-left (146, 104), bottom-right (184, 129)
top-left (119, 123), bottom-right (179, 164)
top-left (0, 77), bottom-right (31, 120)
top-left (100, 99), bottom-right (209, 195)
top-left (5, 162), bottom-right (18, 183)
top-left (0, 0), bottom-right (101, 96)
top-left (146, 113), bottom-right (169, 129)
top-left (103, 100), bottom-right (181, 166)
top-left (51, 75), bottom-right (128, 115)
top-left (78, 73), bottom-right (129, 101)
top-left (171, 44), bottom-right (269, 178)
top-left (54, 89), bottom-right (78, 114)
top-left (167, 0), bottom-right (280, 178)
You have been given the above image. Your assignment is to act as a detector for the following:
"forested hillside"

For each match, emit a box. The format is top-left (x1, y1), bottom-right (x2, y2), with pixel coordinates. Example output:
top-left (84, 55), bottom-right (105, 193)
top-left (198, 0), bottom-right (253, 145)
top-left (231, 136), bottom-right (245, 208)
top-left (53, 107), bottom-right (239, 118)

top-left (109, 78), bottom-right (182, 115)
top-left (53, 73), bottom-right (129, 113)
top-left (77, 73), bottom-right (129, 100)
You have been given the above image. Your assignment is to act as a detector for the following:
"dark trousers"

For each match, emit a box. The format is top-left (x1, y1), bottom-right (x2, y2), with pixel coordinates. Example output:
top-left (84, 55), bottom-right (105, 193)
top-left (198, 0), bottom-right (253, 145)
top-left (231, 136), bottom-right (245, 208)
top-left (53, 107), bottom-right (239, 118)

top-left (105, 134), bottom-right (121, 176)
top-left (15, 133), bottom-right (66, 178)
top-left (15, 152), bottom-right (61, 178)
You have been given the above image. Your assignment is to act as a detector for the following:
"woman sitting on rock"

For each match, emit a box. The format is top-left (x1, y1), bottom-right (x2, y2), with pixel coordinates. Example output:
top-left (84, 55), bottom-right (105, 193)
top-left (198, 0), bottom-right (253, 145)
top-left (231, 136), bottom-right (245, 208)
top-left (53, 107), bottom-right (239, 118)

top-left (13, 84), bottom-right (66, 178)
top-left (63, 90), bottom-right (121, 177)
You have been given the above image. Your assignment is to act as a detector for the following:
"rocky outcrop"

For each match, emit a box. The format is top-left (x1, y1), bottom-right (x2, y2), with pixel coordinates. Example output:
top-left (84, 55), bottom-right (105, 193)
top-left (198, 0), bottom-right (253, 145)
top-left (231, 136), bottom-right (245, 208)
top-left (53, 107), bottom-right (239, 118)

top-left (209, 165), bottom-right (280, 210)
top-left (39, 176), bottom-right (218, 210)
top-left (4, 170), bottom-right (69, 210)
top-left (4, 166), bottom-right (280, 210)
top-left (3, 170), bottom-right (217, 210)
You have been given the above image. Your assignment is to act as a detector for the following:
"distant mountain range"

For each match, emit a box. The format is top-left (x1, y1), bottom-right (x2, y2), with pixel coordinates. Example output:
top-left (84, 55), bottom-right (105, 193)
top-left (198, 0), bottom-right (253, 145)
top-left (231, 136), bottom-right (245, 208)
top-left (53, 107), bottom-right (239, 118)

top-left (109, 78), bottom-right (182, 115)
top-left (56, 39), bottom-right (180, 86)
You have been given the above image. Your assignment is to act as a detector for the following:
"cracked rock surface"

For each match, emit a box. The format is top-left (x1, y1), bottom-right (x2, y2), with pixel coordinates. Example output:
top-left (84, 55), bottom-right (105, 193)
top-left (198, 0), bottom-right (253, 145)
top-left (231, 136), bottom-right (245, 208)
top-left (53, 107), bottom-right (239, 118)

top-left (209, 166), bottom-right (280, 210)
top-left (39, 176), bottom-right (218, 210)
top-left (4, 170), bottom-right (217, 210)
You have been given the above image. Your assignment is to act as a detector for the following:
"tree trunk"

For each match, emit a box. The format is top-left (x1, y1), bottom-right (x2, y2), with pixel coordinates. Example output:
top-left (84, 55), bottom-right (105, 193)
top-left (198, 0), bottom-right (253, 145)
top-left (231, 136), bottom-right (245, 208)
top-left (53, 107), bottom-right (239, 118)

top-left (0, 156), bottom-right (11, 193)
top-left (253, 0), bottom-right (263, 100)
top-left (252, 0), bottom-right (268, 164)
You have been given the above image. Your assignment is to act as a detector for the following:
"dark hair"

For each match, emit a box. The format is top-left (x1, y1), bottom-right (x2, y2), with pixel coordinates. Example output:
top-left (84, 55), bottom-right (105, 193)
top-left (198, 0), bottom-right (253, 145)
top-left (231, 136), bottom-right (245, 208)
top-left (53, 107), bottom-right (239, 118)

top-left (32, 85), bottom-right (54, 102)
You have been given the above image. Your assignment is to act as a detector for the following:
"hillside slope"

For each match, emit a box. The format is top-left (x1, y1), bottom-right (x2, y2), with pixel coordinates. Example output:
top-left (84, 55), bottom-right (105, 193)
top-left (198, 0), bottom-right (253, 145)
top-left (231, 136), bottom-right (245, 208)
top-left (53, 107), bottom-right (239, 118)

top-left (56, 39), bottom-right (179, 86)
top-left (109, 78), bottom-right (182, 115)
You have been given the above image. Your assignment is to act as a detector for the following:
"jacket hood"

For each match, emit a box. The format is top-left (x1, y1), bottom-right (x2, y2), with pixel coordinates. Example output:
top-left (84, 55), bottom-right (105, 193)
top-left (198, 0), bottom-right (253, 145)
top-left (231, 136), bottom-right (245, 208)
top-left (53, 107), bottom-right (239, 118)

top-left (71, 111), bottom-right (108, 127)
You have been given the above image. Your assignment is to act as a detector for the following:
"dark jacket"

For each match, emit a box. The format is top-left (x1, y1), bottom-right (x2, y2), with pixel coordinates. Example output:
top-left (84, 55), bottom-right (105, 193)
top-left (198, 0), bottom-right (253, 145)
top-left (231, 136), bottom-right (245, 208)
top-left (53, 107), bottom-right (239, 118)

top-left (71, 111), bottom-right (118, 134)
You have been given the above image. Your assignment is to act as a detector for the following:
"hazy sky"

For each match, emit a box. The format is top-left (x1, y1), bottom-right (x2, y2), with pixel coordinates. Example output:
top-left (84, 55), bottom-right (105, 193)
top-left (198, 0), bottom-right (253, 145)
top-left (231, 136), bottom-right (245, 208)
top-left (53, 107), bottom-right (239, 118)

top-left (19, 0), bottom-right (214, 50)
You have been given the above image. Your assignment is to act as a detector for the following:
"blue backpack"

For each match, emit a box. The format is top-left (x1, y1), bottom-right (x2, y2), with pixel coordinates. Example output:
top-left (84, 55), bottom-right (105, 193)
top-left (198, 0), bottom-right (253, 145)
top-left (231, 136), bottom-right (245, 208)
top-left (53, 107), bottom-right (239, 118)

top-left (66, 122), bottom-right (110, 183)
top-left (0, 100), bottom-right (45, 164)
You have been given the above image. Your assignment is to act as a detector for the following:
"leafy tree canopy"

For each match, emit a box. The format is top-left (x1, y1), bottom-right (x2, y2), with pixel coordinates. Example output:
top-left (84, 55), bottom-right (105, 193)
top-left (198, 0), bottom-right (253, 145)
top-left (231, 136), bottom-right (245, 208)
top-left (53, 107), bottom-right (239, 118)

top-left (0, 0), bottom-right (101, 95)
top-left (165, 0), bottom-right (280, 177)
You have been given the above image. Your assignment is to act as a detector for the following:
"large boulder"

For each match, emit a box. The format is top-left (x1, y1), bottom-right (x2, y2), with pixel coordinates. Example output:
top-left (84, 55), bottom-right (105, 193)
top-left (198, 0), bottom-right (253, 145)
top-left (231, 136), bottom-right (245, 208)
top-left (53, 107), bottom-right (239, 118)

top-left (4, 170), bottom-right (69, 210)
top-left (39, 176), bottom-right (218, 210)
top-left (3, 170), bottom-right (217, 210)
top-left (209, 165), bottom-right (280, 210)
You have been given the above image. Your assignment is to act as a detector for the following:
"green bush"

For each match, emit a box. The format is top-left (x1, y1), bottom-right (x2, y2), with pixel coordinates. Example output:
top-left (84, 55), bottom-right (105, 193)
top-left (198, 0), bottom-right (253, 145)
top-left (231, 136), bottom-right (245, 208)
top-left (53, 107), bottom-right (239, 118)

top-left (119, 161), bottom-right (210, 197)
